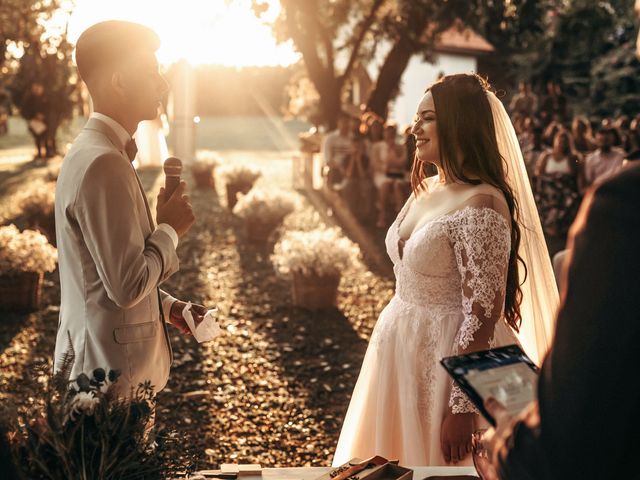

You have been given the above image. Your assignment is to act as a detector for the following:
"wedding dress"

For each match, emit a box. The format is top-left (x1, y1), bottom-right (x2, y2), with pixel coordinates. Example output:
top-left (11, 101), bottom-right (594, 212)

top-left (333, 91), bottom-right (558, 467)
top-left (332, 185), bottom-right (520, 466)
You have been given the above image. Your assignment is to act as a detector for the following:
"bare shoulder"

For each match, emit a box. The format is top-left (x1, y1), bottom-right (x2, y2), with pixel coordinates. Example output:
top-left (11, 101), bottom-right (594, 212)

top-left (463, 184), bottom-right (510, 223)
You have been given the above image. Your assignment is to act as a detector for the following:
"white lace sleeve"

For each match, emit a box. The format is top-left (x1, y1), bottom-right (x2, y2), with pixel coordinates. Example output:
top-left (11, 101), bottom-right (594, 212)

top-left (447, 206), bottom-right (511, 414)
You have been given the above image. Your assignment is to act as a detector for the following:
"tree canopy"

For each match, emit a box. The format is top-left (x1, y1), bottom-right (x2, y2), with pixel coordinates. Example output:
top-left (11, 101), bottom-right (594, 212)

top-left (254, 0), bottom-right (552, 128)
top-left (2, 0), bottom-right (77, 156)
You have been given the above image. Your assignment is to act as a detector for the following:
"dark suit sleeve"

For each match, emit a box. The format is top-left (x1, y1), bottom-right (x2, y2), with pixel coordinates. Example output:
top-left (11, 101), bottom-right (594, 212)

top-left (499, 165), bottom-right (640, 479)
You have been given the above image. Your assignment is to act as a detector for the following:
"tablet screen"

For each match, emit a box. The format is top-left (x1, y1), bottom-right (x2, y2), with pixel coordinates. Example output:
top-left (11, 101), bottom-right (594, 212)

top-left (440, 345), bottom-right (538, 424)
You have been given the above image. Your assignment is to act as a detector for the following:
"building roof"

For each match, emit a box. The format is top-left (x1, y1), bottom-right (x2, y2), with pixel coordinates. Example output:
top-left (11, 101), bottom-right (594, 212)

top-left (432, 19), bottom-right (495, 56)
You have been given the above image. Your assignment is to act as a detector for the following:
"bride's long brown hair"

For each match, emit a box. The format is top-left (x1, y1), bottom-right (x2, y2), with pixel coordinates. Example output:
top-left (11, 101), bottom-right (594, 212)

top-left (411, 73), bottom-right (525, 331)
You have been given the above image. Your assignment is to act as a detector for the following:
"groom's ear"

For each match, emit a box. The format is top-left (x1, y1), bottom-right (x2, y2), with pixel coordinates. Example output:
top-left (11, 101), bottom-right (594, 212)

top-left (110, 71), bottom-right (126, 98)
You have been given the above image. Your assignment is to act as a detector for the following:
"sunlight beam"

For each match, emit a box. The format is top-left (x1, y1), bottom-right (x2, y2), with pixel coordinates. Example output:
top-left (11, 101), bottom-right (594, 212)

top-left (66, 0), bottom-right (299, 67)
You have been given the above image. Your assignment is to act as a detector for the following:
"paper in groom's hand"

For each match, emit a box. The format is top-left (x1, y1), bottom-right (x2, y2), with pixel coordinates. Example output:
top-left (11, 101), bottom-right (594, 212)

top-left (182, 301), bottom-right (222, 343)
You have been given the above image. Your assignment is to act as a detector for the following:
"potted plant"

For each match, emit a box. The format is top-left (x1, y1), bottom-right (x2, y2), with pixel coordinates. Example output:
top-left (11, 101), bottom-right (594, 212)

top-left (0, 225), bottom-right (57, 311)
top-left (0, 344), bottom-right (183, 479)
top-left (217, 164), bottom-right (262, 209)
top-left (233, 189), bottom-right (300, 243)
top-left (190, 152), bottom-right (220, 190)
top-left (14, 180), bottom-right (56, 244)
top-left (271, 227), bottom-right (360, 309)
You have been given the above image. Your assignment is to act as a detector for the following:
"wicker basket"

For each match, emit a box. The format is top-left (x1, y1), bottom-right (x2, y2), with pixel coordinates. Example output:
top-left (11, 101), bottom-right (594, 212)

top-left (191, 168), bottom-right (215, 190)
top-left (245, 220), bottom-right (278, 243)
top-left (0, 271), bottom-right (44, 311)
top-left (291, 271), bottom-right (340, 309)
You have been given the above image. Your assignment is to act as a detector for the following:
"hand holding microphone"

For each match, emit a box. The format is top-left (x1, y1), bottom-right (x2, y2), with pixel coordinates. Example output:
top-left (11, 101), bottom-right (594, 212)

top-left (156, 157), bottom-right (195, 238)
top-left (163, 157), bottom-right (182, 198)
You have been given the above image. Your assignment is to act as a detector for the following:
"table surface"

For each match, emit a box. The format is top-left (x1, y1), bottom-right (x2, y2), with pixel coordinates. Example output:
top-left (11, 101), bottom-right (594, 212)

top-left (191, 466), bottom-right (478, 479)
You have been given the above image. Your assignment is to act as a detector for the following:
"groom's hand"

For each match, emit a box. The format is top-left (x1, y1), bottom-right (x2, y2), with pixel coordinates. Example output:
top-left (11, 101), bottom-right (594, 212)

top-left (169, 300), bottom-right (207, 335)
top-left (157, 182), bottom-right (195, 238)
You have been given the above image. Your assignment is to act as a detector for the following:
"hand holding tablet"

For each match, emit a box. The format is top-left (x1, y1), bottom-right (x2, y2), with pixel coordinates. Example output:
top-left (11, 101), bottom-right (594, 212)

top-left (440, 345), bottom-right (538, 426)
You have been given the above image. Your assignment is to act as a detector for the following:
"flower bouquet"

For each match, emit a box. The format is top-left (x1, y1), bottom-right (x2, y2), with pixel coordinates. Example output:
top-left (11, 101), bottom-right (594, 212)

top-left (191, 151), bottom-right (221, 190)
top-left (14, 179), bottom-right (57, 244)
top-left (233, 188), bottom-right (300, 243)
top-left (0, 342), bottom-right (184, 479)
top-left (217, 163), bottom-right (262, 209)
top-left (272, 227), bottom-right (360, 308)
top-left (0, 224), bottom-right (58, 311)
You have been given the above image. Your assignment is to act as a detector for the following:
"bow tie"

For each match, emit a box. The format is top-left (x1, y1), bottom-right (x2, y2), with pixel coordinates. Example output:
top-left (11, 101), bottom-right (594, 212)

top-left (125, 138), bottom-right (138, 163)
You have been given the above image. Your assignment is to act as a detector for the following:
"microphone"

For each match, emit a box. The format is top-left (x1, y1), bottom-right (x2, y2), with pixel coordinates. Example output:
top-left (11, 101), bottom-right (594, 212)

top-left (163, 157), bottom-right (182, 198)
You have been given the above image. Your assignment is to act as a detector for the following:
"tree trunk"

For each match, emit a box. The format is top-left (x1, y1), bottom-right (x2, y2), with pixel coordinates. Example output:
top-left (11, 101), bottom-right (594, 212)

top-left (365, 36), bottom-right (415, 121)
top-left (317, 78), bottom-right (342, 131)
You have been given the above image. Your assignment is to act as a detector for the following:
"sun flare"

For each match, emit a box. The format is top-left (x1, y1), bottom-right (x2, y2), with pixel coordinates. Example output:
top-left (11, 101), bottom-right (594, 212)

top-left (66, 0), bottom-right (299, 67)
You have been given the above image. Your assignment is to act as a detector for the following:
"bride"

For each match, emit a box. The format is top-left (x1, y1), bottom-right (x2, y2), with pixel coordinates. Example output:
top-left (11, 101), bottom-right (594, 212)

top-left (333, 74), bottom-right (558, 466)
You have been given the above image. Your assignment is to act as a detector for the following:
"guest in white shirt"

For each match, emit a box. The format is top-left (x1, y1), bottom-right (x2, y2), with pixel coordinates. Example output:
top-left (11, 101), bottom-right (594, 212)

top-left (322, 113), bottom-right (352, 189)
top-left (369, 123), bottom-right (407, 227)
top-left (584, 127), bottom-right (625, 186)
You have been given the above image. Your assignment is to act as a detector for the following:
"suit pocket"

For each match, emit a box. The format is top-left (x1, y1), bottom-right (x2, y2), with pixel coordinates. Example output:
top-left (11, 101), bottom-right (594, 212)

top-left (113, 321), bottom-right (157, 344)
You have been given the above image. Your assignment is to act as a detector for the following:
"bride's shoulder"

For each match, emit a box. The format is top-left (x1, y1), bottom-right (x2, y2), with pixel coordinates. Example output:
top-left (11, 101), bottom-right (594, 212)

top-left (461, 185), bottom-right (510, 223)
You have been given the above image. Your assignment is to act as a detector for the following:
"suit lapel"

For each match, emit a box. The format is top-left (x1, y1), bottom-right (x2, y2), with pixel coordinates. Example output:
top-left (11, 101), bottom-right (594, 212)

top-left (85, 117), bottom-right (156, 232)
top-left (84, 118), bottom-right (171, 361)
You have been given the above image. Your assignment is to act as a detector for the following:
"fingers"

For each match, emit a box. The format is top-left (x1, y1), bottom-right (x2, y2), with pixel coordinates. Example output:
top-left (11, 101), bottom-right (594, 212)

top-left (485, 397), bottom-right (511, 425)
top-left (191, 303), bottom-right (208, 314)
top-left (450, 444), bottom-right (459, 464)
top-left (156, 187), bottom-right (166, 205)
top-left (442, 441), bottom-right (451, 463)
top-left (169, 181), bottom-right (187, 200)
top-left (442, 439), bottom-right (473, 464)
top-left (458, 444), bottom-right (468, 462)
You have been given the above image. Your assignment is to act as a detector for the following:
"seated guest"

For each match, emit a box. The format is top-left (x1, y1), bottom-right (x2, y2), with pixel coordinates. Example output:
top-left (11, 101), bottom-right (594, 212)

top-left (584, 127), bottom-right (625, 187)
top-left (522, 126), bottom-right (546, 184)
top-left (343, 134), bottom-right (374, 222)
top-left (480, 162), bottom-right (640, 480)
top-left (509, 81), bottom-right (538, 117)
top-left (539, 81), bottom-right (567, 126)
top-left (322, 113), bottom-right (352, 190)
top-left (517, 116), bottom-right (535, 152)
top-left (369, 123), bottom-right (406, 227)
top-left (571, 116), bottom-right (596, 155)
top-left (541, 117), bottom-right (563, 147)
top-left (627, 115), bottom-right (640, 152)
top-left (533, 130), bottom-right (583, 256)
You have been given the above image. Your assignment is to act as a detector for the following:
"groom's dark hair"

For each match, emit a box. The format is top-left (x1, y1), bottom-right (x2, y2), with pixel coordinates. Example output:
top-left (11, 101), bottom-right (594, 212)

top-left (75, 21), bottom-right (160, 85)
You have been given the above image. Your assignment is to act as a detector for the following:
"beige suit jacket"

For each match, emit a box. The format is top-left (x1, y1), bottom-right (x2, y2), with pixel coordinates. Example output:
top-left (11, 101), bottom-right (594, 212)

top-left (54, 117), bottom-right (178, 393)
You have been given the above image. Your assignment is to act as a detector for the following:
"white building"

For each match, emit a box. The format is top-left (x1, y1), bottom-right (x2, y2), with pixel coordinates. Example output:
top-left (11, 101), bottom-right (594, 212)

top-left (353, 21), bottom-right (495, 128)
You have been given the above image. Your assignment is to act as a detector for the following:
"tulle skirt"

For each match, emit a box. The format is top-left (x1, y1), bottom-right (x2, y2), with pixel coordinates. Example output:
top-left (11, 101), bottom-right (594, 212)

top-left (333, 295), bottom-right (518, 466)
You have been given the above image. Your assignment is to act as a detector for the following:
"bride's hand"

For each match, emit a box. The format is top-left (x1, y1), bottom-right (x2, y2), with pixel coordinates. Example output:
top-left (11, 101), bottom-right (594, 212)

top-left (441, 412), bottom-right (476, 464)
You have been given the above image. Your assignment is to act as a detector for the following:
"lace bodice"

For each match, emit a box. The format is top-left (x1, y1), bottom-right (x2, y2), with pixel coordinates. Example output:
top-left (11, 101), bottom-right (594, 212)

top-left (385, 196), bottom-right (512, 414)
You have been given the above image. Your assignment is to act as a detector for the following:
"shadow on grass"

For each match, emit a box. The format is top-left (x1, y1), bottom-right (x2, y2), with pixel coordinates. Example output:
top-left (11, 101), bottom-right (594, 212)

top-left (153, 185), bottom-right (229, 471)
top-left (230, 216), bottom-right (369, 439)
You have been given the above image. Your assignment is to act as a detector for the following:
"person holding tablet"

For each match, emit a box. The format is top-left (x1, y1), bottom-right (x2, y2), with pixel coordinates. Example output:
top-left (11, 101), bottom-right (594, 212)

top-left (481, 162), bottom-right (640, 480)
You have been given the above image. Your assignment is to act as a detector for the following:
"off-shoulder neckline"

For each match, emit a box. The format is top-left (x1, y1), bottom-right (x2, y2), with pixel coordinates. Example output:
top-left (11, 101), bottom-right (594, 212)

top-left (397, 199), bottom-right (510, 248)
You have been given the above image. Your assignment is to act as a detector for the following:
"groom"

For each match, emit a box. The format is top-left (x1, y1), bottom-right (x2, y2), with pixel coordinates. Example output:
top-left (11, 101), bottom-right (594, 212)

top-left (54, 21), bottom-right (206, 394)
